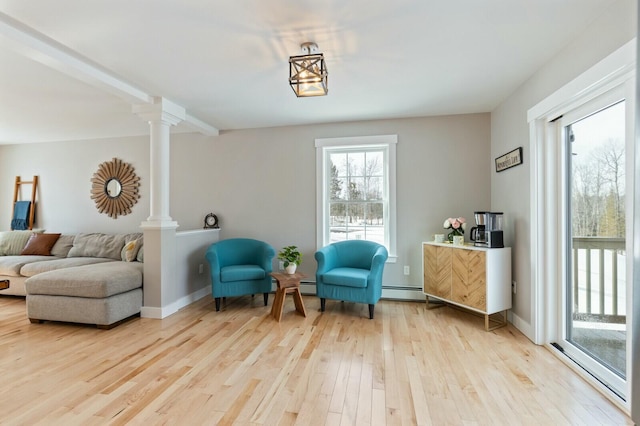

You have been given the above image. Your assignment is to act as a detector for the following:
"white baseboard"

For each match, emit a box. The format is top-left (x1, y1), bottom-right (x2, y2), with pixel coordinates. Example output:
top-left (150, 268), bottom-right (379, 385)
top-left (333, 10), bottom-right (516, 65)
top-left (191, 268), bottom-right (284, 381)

top-left (140, 306), bottom-right (164, 319)
top-left (300, 282), bottom-right (424, 301)
top-left (509, 311), bottom-right (537, 344)
top-left (141, 285), bottom-right (211, 319)
top-left (142, 283), bottom-right (425, 320)
top-left (381, 287), bottom-right (425, 301)
top-left (299, 283), bottom-right (317, 295)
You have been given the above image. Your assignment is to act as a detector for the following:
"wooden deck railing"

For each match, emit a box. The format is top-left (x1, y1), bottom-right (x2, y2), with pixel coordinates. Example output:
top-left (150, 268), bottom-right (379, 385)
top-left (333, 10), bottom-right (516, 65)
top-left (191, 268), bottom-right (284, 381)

top-left (572, 237), bottom-right (626, 324)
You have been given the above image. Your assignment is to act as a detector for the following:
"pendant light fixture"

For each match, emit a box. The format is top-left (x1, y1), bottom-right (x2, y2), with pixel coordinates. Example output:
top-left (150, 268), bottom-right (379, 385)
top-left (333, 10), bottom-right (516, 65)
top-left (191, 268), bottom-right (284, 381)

top-left (289, 42), bottom-right (328, 97)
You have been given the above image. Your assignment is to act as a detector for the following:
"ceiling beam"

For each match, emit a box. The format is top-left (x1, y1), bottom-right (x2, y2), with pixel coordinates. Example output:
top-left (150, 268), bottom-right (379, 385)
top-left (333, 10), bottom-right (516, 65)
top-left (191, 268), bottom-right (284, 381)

top-left (0, 12), bottom-right (152, 104)
top-left (184, 113), bottom-right (220, 136)
top-left (0, 12), bottom-right (219, 136)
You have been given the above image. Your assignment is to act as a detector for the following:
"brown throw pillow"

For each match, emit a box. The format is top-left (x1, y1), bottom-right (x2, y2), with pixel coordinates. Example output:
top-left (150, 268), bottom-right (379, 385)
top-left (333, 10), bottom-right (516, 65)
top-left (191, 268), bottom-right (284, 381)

top-left (20, 233), bottom-right (62, 256)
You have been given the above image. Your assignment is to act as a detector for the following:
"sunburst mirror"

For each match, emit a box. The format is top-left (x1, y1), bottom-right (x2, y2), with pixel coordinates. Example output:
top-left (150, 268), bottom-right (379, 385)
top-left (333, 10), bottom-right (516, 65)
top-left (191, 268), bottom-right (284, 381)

top-left (90, 158), bottom-right (140, 219)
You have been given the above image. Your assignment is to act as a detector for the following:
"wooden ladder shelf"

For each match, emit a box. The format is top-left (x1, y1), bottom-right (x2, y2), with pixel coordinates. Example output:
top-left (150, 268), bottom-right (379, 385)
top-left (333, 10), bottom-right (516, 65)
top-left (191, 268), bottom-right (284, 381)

top-left (12, 175), bottom-right (38, 230)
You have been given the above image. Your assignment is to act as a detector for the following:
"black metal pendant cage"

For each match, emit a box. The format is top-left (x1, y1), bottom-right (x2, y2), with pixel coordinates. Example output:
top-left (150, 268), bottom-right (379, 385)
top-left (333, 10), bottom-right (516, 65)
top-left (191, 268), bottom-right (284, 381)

top-left (289, 52), bottom-right (328, 97)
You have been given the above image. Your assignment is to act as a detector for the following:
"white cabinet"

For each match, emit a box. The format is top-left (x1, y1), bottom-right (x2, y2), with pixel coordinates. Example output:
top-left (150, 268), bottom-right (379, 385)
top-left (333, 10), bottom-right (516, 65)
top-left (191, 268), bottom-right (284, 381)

top-left (422, 242), bottom-right (511, 330)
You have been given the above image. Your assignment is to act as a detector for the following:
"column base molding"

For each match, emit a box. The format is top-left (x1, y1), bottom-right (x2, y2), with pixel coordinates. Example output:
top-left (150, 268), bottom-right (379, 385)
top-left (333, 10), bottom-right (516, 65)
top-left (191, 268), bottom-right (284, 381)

top-left (140, 220), bottom-right (179, 230)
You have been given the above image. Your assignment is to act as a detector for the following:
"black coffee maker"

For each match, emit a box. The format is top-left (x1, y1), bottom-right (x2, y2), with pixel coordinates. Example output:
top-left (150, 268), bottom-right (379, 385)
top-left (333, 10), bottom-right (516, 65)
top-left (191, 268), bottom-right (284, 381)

top-left (470, 211), bottom-right (504, 248)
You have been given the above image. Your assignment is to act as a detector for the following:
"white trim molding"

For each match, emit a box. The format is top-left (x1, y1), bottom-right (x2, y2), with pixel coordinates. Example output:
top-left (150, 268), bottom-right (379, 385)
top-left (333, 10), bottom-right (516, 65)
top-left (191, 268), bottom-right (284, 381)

top-left (527, 39), bottom-right (636, 346)
top-left (315, 134), bottom-right (398, 262)
top-left (527, 38), bottom-right (635, 409)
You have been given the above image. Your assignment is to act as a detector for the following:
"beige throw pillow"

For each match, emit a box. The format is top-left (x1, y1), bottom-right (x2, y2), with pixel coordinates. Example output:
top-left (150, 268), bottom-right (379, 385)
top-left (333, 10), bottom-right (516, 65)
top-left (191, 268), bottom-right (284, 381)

top-left (50, 234), bottom-right (75, 258)
top-left (0, 230), bottom-right (42, 256)
top-left (121, 238), bottom-right (142, 262)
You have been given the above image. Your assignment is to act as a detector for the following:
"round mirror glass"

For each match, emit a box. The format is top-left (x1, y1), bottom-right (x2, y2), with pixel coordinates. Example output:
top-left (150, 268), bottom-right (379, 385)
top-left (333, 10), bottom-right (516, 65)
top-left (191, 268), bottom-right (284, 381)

top-left (105, 178), bottom-right (122, 198)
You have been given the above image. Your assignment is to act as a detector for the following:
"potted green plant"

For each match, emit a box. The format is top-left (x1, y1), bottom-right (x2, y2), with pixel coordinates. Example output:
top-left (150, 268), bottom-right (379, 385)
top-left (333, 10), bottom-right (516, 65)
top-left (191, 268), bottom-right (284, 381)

top-left (278, 245), bottom-right (302, 274)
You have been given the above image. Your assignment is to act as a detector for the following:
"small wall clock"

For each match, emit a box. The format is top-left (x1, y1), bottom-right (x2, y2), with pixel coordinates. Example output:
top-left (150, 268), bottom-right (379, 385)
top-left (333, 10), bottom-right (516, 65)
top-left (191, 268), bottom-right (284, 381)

top-left (204, 213), bottom-right (219, 229)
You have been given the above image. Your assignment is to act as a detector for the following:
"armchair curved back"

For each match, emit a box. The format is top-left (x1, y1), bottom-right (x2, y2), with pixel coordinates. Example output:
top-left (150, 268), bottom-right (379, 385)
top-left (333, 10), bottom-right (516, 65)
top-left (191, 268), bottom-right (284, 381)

top-left (205, 238), bottom-right (275, 308)
top-left (323, 240), bottom-right (387, 269)
top-left (208, 238), bottom-right (275, 271)
top-left (315, 240), bottom-right (388, 318)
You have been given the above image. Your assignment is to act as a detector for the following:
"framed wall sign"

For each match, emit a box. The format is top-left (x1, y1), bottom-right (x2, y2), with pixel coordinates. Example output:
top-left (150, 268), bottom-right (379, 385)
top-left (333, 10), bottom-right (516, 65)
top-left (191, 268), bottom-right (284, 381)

top-left (495, 147), bottom-right (523, 172)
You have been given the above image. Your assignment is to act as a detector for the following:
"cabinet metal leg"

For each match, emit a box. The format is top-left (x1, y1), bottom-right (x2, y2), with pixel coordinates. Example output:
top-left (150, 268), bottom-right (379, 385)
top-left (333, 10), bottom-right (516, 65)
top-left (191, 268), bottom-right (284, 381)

top-left (485, 310), bottom-right (508, 331)
top-left (426, 296), bottom-right (446, 310)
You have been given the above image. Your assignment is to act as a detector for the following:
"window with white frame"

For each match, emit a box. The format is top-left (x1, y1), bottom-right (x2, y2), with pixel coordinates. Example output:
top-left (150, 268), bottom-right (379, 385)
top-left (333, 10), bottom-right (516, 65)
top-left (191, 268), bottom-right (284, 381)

top-left (315, 135), bottom-right (397, 261)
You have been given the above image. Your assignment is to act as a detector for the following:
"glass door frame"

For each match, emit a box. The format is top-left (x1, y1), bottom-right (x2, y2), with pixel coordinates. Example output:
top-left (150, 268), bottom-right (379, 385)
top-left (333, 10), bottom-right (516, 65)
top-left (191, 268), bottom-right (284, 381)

top-left (527, 38), bottom-right (635, 413)
top-left (557, 85), bottom-right (632, 399)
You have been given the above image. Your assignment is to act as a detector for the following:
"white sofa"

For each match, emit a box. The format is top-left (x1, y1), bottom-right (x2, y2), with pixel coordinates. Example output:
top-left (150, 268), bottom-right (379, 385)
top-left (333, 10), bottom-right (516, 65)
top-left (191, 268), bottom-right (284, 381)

top-left (0, 231), bottom-right (144, 328)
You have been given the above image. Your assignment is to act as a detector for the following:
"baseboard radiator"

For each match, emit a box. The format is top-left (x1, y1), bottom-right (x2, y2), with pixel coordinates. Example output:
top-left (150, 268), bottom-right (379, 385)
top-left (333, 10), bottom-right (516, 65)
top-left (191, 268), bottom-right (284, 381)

top-left (297, 280), bottom-right (425, 302)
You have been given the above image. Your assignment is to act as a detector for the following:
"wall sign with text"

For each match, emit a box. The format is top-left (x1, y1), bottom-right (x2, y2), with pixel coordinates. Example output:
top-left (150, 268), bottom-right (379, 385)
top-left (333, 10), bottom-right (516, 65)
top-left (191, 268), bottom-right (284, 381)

top-left (495, 147), bottom-right (523, 172)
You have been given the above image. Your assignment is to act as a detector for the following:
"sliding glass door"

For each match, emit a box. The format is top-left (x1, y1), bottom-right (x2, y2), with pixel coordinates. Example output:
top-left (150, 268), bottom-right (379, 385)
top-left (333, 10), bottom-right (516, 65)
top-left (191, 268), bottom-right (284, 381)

top-left (558, 86), bottom-right (632, 399)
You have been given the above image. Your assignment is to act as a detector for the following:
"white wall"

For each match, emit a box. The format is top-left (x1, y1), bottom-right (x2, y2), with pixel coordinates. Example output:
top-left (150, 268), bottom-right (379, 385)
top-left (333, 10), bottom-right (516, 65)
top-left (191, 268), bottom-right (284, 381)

top-left (0, 113), bottom-right (491, 297)
top-left (0, 136), bottom-right (150, 234)
top-left (170, 114), bottom-right (491, 293)
top-left (491, 0), bottom-right (636, 336)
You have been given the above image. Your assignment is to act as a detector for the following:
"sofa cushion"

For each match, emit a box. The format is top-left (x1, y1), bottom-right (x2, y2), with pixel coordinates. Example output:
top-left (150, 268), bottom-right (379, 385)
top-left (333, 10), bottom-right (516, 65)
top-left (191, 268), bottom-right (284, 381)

top-left (0, 230), bottom-right (42, 256)
top-left (19, 257), bottom-right (116, 278)
top-left (25, 262), bottom-right (143, 298)
top-left (220, 265), bottom-right (266, 282)
top-left (0, 255), bottom-right (53, 276)
top-left (322, 267), bottom-right (369, 288)
top-left (67, 233), bottom-right (126, 260)
top-left (50, 234), bottom-right (75, 258)
top-left (20, 233), bottom-right (61, 256)
top-left (124, 232), bottom-right (143, 243)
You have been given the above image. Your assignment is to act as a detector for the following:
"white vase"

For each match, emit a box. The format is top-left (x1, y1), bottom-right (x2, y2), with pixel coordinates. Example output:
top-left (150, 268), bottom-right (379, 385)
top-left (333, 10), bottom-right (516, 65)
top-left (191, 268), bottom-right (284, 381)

top-left (285, 264), bottom-right (297, 274)
top-left (453, 235), bottom-right (464, 246)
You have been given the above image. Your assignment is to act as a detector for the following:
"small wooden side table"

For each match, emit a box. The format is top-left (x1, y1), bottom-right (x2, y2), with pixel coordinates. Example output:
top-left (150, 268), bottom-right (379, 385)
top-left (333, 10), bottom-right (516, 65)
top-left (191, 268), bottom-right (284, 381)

top-left (270, 272), bottom-right (307, 322)
top-left (0, 280), bottom-right (9, 291)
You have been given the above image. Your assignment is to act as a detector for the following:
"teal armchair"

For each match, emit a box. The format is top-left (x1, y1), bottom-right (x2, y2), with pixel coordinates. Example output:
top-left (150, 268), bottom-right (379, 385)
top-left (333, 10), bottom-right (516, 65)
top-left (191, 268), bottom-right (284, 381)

top-left (205, 238), bottom-right (275, 311)
top-left (315, 240), bottom-right (388, 319)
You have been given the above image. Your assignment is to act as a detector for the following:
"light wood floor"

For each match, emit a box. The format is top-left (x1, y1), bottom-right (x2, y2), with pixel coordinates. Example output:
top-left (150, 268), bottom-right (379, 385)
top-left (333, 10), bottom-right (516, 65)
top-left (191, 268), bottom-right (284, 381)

top-left (0, 294), bottom-right (632, 425)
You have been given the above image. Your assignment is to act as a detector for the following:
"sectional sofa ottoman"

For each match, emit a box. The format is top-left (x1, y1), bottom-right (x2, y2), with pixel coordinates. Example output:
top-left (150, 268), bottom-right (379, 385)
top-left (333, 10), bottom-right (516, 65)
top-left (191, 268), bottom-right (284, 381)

top-left (0, 230), bottom-right (144, 328)
top-left (26, 261), bottom-right (143, 329)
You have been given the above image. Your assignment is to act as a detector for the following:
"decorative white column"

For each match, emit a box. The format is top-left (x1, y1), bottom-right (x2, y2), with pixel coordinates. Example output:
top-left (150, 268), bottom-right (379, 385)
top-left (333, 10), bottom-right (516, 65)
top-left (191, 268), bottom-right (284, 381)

top-left (133, 97), bottom-right (185, 318)
top-left (133, 97), bottom-right (185, 225)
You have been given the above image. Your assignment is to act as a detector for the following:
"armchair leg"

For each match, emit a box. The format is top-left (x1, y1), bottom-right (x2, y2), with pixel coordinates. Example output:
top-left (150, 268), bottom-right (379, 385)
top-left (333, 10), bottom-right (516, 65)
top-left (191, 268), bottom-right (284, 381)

top-left (215, 298), bottom-right (221, 312)
top-left (368, 304), bottom-right (374, 319)
top-left (263, 293), bottom-right (269, 306)
top-left (320, 298), bottom-right (326, 312)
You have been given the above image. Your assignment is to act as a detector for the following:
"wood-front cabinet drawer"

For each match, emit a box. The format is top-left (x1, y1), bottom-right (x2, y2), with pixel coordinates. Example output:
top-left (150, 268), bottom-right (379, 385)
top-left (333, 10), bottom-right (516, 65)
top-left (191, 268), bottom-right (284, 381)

top-left (451, 248), bottom-right (486, 311)
top-left (423, 244), bottom-right (451, 299)
top-left (422, 242), bottom-right (511, 330)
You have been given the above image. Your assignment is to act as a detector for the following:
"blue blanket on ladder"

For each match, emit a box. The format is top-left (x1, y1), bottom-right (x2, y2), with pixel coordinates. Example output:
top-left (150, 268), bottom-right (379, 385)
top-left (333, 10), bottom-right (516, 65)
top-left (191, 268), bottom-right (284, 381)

top-left (11, 201), bottom-right (31, 230)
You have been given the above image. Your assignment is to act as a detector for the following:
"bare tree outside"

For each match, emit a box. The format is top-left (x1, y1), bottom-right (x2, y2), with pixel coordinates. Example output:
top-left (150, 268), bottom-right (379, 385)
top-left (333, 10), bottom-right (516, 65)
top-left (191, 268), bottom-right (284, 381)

top-left (328, 149), bottom-right (385, 243)
top-left (571, 138), bottom-right (625, 238)
top-left (566, 99), bottom-right (627, 378)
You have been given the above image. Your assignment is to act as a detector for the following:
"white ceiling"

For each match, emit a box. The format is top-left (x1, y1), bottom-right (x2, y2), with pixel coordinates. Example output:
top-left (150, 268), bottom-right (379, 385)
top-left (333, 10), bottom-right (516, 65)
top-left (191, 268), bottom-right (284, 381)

top-left (0, 0), bottom-right (618, 144)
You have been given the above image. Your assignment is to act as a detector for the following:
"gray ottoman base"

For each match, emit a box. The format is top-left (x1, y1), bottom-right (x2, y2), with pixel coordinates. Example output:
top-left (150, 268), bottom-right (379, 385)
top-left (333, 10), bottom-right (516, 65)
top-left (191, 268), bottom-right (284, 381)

top-left (25, 262), bottom-right (143, 329)
top-left (27, 288), bottom-right (142, 329)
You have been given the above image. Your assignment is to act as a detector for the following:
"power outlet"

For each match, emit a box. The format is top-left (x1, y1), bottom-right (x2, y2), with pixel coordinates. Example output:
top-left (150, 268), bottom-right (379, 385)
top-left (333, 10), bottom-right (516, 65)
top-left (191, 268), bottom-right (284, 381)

top-left (403, 265), bottom-right (410, 275)
top-left (198, 264), bottom-right (204, 274)
top-left (512, 280), bottom-right (516, 294)
top-left (279, 260), bottom-right (285, 271)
